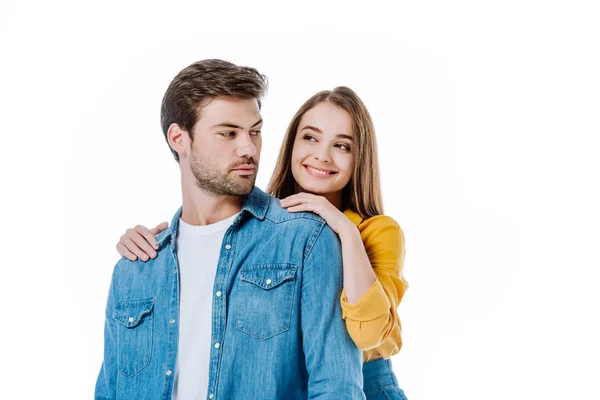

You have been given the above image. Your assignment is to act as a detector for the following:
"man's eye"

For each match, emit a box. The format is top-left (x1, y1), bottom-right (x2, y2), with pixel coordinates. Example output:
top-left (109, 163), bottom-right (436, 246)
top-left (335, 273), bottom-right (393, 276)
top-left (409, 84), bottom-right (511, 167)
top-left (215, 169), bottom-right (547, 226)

top-left (250, 130), bottom-right (261, 136)
top-left (221, 131), bottom-right (236, 137)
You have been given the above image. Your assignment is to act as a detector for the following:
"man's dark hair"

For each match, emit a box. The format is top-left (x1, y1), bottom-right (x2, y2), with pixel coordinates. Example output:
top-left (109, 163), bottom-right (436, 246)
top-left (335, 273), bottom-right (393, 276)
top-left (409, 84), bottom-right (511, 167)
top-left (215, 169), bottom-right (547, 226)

top-left (161, 59), bottom-right (268, 162)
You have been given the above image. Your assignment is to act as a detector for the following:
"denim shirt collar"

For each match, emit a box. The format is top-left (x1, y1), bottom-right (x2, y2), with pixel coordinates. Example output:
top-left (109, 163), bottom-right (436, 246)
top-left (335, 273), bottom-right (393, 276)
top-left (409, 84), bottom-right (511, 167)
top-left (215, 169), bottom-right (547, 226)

top-left (155, 186), bottom-right (271, 249)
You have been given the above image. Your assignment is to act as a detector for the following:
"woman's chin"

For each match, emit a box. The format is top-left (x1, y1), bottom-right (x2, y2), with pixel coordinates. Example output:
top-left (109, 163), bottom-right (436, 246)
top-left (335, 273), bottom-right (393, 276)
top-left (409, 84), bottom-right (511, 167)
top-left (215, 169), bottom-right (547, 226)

top-left (296, 183), bottom-right (331, 196)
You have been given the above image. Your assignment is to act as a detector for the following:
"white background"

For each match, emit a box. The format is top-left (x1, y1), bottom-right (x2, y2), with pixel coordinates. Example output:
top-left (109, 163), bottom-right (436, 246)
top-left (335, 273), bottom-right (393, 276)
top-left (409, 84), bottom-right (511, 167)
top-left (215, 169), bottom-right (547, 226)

top-left (1, 0), bottom-right (599, 399)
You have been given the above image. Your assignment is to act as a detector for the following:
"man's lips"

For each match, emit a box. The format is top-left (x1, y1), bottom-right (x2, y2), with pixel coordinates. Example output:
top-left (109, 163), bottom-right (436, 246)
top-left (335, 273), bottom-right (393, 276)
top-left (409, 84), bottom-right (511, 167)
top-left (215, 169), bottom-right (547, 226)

top-left (231, 165), bottom-right (256, 173)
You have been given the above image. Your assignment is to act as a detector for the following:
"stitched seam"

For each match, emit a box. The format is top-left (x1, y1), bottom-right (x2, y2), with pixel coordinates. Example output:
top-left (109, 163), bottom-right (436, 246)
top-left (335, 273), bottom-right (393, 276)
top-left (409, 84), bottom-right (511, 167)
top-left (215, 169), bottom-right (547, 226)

top-left (304, 222), bottom-right (326, 262)
top-left (265, 212), bottom-right (325, 224)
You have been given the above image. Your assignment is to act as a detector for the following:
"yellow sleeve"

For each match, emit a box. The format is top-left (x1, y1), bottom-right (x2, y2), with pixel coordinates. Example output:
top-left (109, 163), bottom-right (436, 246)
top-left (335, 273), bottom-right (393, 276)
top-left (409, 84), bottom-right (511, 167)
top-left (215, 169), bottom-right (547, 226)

top-left (340, 216), bottom-right (408, 353)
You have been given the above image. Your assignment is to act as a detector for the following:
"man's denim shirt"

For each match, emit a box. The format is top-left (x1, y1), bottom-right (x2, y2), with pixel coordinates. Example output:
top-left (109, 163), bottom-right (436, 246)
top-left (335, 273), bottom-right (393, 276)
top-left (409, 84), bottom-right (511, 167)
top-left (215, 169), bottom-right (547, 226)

top-left (95, 187), bottom-right (365, 400)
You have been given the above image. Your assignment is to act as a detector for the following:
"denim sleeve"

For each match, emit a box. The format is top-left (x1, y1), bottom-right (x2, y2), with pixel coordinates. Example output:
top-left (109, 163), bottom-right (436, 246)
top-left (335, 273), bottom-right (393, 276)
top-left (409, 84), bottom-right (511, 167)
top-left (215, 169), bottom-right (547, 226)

top-left (94, 267), bottom-right (118, 400)
top-left (301, 224), bottom-right (365, 399)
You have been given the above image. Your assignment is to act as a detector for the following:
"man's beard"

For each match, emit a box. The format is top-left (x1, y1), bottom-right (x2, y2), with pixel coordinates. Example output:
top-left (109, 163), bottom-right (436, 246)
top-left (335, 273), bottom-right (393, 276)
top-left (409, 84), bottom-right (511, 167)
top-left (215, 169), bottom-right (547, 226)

top-left (190, 150), bottom-right (257, 196)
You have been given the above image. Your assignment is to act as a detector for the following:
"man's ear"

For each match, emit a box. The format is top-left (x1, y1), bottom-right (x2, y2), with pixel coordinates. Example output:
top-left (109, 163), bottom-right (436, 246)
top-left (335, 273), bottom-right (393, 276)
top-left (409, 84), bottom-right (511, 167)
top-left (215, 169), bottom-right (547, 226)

top-left (167, 123), bottom-right (191, 159)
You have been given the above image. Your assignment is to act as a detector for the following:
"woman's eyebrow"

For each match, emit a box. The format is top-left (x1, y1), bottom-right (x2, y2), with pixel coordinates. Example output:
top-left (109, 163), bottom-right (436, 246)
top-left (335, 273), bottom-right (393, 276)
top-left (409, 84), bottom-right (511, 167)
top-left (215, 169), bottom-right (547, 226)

top-left (300, 125), bottom-right (322, 133)
top-left (301, 125), bottom-right (353, 140)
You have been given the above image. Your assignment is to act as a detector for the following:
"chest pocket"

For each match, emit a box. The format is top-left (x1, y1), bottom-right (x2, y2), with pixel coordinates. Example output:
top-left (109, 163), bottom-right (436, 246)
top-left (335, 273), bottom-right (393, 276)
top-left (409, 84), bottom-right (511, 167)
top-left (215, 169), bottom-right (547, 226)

top-left (236, 264), bottom-right (297, 340)
top-left (112, 298), bottom-right (155, 377)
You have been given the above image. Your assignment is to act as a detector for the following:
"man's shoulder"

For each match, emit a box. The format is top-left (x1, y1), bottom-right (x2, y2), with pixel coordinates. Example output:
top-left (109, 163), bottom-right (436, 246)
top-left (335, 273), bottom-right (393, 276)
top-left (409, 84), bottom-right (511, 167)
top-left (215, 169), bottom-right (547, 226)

top-left (246, 187), bottom-right (325, 227)
top-left (112, 246), bottom-right (171, 279)
top-left (264, 195), bottom-right (326, 227)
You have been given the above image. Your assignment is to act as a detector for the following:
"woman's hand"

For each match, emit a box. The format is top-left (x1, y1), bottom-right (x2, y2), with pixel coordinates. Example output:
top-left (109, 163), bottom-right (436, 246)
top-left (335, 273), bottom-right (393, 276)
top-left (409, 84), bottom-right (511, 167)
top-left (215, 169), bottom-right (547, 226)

top-left (280, 193), bottom-right (354, 235)
top-left (116, 222), bottom-right (169, 261)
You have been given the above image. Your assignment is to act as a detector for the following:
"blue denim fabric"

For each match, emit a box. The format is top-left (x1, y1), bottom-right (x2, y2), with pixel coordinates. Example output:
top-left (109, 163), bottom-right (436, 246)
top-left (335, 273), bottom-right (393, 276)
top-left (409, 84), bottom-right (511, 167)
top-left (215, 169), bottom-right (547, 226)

top-left (95, 187), bottom-right (365, 400)
top-left (363, 359), bottom-right (407, 400)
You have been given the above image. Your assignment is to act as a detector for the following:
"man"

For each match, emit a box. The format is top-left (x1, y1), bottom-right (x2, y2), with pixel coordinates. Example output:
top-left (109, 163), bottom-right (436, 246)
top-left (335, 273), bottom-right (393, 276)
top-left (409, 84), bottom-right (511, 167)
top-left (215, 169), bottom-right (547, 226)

top-left (95, 59), bottom-right (365, 399)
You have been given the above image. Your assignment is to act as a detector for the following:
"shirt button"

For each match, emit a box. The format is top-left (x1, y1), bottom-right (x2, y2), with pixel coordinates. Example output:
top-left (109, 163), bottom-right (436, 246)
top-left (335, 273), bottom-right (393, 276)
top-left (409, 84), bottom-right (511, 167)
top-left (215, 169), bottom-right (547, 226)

top-left (225, 244), bottom-right (231, 250)
top-left (170, 318), bottom-right (176, 324)
top-left (216, 291), bottom-right (222, 297)
top-left (209, 395), bottom-right (214, 399)
top-left (214, 342), bottom-right (221, 349)
top-left (265, 279), bottom-right (272, 285)
top-left (165, 369), bottom-right (172, 376)
top-left (128, 317), bottom-right (134, 322)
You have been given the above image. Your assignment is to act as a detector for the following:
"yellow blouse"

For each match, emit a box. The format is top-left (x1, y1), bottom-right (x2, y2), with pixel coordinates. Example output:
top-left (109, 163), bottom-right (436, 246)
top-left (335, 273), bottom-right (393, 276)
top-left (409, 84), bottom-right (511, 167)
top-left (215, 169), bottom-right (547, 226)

top-left (340, 209), bottom-right (408, 362)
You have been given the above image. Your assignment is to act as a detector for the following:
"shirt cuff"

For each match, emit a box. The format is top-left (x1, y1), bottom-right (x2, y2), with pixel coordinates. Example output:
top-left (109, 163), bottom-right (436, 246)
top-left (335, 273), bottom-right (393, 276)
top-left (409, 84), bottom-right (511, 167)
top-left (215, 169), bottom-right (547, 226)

top-left (340, 279), bottom-right (392, 322)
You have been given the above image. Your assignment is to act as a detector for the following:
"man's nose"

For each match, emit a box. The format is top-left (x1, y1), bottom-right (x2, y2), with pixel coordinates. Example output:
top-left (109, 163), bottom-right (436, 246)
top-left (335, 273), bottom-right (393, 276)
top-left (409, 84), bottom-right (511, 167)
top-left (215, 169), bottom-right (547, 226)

top-left (236, 133), bottom-right (257, 158)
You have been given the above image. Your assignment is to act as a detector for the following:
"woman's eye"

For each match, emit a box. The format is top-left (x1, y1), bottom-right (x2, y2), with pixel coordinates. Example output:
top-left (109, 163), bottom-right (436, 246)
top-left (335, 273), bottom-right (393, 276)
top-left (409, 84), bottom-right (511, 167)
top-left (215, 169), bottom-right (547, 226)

top-left (221, 131), bottom-right (236, 137)
top-left (303, 135), bottom-right (316, 142)
top-left (335, 143), bottom-right (351, 151)
top-left (250, 130), bottom-right (261, 136)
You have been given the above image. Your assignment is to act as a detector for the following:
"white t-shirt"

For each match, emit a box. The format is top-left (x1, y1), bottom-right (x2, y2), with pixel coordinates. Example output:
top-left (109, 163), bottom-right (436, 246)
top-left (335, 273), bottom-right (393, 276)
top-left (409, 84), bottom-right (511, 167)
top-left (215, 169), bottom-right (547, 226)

top-left (172, 213), bottom-right (238, 400)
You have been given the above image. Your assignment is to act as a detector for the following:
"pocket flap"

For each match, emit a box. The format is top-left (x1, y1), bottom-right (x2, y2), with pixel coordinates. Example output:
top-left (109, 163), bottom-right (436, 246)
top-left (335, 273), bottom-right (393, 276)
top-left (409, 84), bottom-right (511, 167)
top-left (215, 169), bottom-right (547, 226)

top-left (113, 298), bottom-right (155, 328)
top-left (240, 264), bottom-right (297, 290)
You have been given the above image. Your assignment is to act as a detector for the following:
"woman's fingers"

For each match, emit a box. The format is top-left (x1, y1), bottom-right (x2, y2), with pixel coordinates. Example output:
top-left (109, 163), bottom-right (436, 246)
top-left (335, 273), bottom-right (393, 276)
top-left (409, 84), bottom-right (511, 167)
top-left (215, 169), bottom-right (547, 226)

top-left (287, 203), bottom-right (323, 215)
top-left (127, 226), bottom-right (158, 259)
top-left (150, 221), bottom-right (169, 235)
top-left (286, 205), bottom-right (308, 213)
top-left (281, 193), bottom-right (318, 208)
top-left (117, 238), bottom-right (139, 261)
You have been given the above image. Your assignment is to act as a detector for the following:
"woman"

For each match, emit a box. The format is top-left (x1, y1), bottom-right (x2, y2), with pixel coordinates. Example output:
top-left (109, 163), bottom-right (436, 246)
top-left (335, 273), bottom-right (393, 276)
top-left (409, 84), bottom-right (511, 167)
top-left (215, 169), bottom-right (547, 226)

top-left (117, 87), bottom-right (409, 400)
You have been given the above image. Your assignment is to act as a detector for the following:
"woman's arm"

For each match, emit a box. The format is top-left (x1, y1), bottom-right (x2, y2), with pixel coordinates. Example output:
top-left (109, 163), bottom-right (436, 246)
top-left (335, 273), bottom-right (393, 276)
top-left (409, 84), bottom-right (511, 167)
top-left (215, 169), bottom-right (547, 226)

top-left (337, 224), bottom-right (377, 303)
top-left (339, 215), bottom-right (407, 351)
top-left (280, 194), bottom-right (408, 351)
top-left (280, 194), bottom-right (377, 301)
